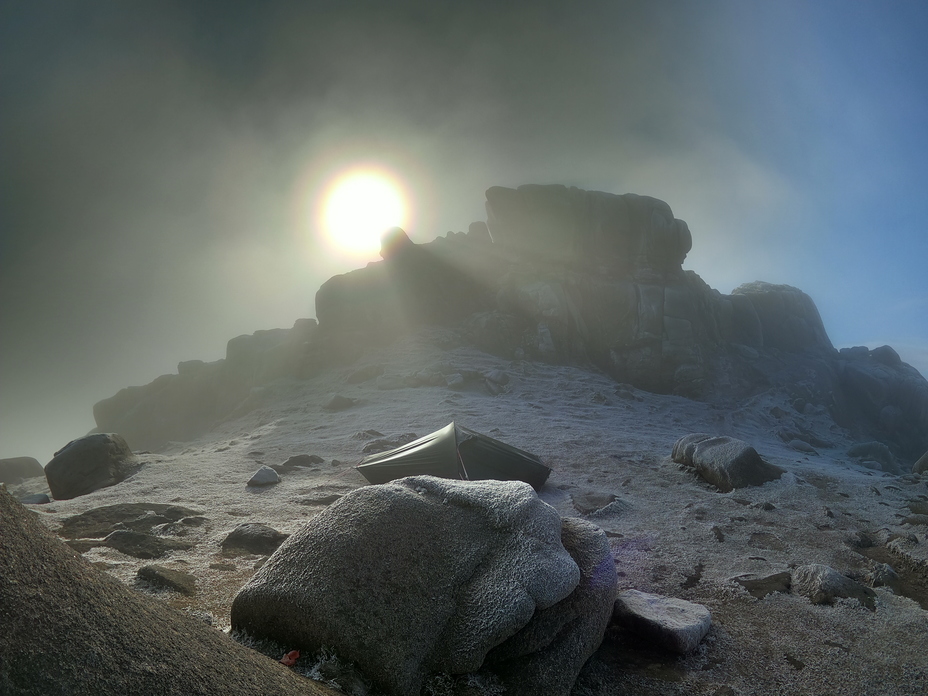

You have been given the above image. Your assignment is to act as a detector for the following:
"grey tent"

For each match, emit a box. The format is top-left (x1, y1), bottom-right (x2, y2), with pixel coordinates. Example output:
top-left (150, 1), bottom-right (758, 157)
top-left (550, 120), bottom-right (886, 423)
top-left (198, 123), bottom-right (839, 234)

top-left (356, 422), bottom-right (550, 490)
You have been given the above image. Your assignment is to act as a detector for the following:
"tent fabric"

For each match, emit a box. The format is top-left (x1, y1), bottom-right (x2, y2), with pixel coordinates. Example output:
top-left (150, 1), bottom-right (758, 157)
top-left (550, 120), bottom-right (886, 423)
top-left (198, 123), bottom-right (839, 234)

top-left (356, 422), bottom-right (550, 490)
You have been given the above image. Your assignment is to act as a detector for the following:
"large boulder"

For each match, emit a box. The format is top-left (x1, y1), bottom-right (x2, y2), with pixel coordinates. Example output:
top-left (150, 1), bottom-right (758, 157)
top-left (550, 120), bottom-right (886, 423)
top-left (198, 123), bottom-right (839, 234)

top-left (0, 456), bottom-right (43, 484)
top-left (484, 517), bottom-right (618, 696)
top-left (231, 476), bottom-right (583, 696)
top-left (0, 487), bottom-right (337, 696)
top-left (672, 433), bottom-right (785, 492)
top-left (44, 433), bottom-right (135, 500)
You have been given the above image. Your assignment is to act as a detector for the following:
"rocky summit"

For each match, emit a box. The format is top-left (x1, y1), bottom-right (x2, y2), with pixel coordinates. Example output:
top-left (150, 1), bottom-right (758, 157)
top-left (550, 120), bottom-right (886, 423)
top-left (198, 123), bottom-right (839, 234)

top-left (7, 184), bottom-right (928, 696)
top-left (94, 185), bottom-right (928, 470)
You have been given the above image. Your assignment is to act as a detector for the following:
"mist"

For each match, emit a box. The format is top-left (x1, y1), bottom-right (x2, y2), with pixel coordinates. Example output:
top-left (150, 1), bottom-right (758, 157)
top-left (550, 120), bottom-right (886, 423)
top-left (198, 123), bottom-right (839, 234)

top-left (2, 0), bottom-right (927, 464)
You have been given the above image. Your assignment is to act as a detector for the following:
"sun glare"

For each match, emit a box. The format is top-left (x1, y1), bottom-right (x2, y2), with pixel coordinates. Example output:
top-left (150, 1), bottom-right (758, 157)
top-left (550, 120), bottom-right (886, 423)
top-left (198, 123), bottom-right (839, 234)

top-left (321, 169), bottom-right (408, 256)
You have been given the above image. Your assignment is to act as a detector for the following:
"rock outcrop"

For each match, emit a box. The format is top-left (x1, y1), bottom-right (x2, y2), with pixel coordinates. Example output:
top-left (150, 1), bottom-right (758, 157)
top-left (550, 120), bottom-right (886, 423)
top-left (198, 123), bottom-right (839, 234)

top-left (231, 476), bottom-right (616, 696)
top-left (90, 184), bottom-right (928, 467)
top-left (44, 433), bottom-right (135, 500)
top-left (0, 487), bottom-right (336, 696)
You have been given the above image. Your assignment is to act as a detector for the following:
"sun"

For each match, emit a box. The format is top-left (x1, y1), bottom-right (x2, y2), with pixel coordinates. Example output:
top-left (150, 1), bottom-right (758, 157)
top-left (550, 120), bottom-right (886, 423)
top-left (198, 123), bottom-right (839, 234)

top-left (321, 168), bottom-right (408, 256)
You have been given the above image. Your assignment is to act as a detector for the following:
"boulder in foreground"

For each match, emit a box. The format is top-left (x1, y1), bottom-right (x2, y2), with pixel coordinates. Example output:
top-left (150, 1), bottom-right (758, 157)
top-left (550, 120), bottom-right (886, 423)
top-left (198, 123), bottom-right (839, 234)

top-left (44, 433), bottom-right (135, 500)
top-left (0, 487), bottom-right (336, 696)
top-left (672, 433), bottom-right (785, 492)
top-left (231, 476), bottom-right (586, 696)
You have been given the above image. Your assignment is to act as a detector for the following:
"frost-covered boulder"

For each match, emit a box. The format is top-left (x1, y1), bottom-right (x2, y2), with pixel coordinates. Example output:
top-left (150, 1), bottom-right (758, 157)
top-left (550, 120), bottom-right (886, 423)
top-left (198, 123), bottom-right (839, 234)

top-left (231, 476), bottom-right (581, 696)
top-left (484, 517), bottom-right (618, 696)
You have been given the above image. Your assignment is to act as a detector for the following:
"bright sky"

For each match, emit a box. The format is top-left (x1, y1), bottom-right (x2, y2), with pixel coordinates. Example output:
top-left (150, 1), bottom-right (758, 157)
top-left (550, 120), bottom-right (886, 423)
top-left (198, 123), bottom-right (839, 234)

top-left (1, 0), bottom-right (927, 463)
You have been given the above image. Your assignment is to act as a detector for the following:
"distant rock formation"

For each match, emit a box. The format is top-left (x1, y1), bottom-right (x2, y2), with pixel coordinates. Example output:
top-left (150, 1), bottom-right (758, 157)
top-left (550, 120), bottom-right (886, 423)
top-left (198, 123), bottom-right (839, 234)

top-left (91, 184), bottom-right (928, 467)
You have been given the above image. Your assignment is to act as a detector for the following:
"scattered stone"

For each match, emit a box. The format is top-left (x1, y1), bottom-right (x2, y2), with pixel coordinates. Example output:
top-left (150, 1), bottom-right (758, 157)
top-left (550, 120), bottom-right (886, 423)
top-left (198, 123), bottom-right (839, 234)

top-left (734, 572), bottom-right (792, 598)
top-left (446, 373), bottom-right (466, 390)
top-left (353, 430), bottom-right (384, 440)
top-left (672, 434), bottom-right (785, 492)
top-left (221, 522), bottom-right (289, 556)
top-left (865, 563), bottom-right (900, 589)
top-left (44, 433), bottom-right (135, 500)
top-left (903, 514), bottom-right (928, 526)
top-left (323, 394), bottom-right (355, 411)
top-left (247, 466), bottom-right (280, 487)
top-left (612, 589), bottom-right (712, 654)
top-left (297, 494), bottom-right (343, 506)
top-left (104, 530), bottom-right (194, 559)
top-left (485, 369), bottom-right (509, 385)
top-left (287, 454), bottom-right (325, 466)
top-left (137, 564), bottom-right (197, 595)
top-left (571, 491), bottom-right (617, 515)
top-left (361, 433), bottom-right (418, 454)
top-left (231, 476), bottom-right (584, 696)
top-left (66, 538), bottom-right (105, 553)
top-left (18, 493), bottom-right (50, 505)
top-left (792, 563), bottom-right (876, 610)
top-left (0, 456), bottom-right (44, 483)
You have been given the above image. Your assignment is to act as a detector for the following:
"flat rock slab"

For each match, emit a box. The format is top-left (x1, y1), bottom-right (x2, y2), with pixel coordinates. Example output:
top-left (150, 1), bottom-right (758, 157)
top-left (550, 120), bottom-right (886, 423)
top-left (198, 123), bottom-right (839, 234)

top-left (792, 563), bottom-right (876, 610)
top-left (672, 433), bottom-right (785, 492)
top-left (59, 502), bottom-right (203, 539)
top-left (138, 564), bottom-right (197, 595)
top-left (104, 530), bottom-right (194, 559)
top-left (734, 572), bottom-right (792, 599)
top-left (612, 589), bottom-right (712, 654)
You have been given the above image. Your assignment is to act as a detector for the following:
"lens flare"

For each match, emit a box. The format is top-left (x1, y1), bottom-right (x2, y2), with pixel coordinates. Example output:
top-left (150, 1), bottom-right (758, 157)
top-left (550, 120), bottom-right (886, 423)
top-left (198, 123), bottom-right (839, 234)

top-left (320, 168), bottom-right (408, 257)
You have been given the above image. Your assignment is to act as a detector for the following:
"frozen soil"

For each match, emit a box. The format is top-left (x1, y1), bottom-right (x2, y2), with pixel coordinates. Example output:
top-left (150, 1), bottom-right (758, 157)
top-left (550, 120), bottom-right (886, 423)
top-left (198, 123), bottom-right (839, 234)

top-left (15, 328), bottom-right (928, 696)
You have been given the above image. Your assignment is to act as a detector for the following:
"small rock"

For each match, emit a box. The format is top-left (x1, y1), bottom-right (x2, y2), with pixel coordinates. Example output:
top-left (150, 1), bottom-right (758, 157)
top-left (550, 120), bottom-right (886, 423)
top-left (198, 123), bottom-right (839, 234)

top-left (221, 522), bottom-right (289, 556)
top-left (485, 369), bottom-right (509, 386)
top-left (247, 466), bottom-right (280, 487)
top-left (18, 493), bottom-right (50, 505)
top-left (865, 563), bottom-right (899, 588)
top-left (612, 589), bottom-right (711, 654)
top-left (792, 563), bottom-right (876, 610)
top-left (323, 394), bottom-right (355, 411)
top-left (137, 564), bottom-right (197, 595)
top-left (734, 572), bottom-right (792, 598)
top-left (446, 373), bottom-right (466, 390)
top-left (571, 491), bottom-right (617, 515)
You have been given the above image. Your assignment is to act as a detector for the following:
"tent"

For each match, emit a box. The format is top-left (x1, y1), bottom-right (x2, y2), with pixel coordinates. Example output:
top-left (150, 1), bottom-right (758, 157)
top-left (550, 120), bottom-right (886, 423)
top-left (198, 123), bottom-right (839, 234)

top-left (356, 422), bottom-right (551, 490)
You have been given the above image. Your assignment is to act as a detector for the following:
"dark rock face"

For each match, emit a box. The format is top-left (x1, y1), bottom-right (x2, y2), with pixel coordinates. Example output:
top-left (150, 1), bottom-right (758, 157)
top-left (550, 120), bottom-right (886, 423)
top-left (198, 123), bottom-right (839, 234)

top-left (0, 488), bottom-right (336, 696)
top-left (231, 476), bottom-right (592, 696)
top-left (44, 433), bottom-right (135, 500)
top-left (0, 457), bottom-right (44, 483)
